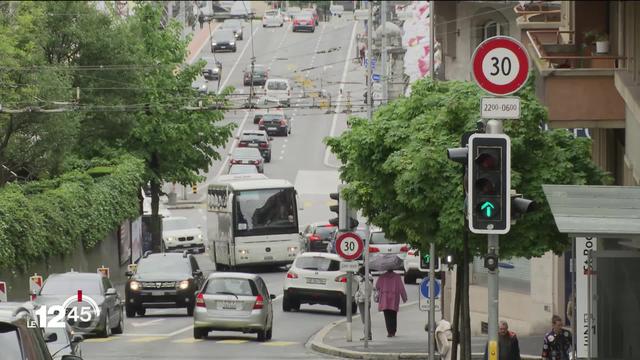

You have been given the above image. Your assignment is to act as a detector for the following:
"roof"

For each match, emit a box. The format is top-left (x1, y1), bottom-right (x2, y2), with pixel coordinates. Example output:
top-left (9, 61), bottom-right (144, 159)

top-left (296, 252), bottom-right (343, 261)
top-left (207, 272), bottom-right (261, 280)
top-left (210, 177), bottom-right (293, 190)
top-left (542, 185), bottom-right (640, 237)
top-left (47, 272), bottom-right (102, 280)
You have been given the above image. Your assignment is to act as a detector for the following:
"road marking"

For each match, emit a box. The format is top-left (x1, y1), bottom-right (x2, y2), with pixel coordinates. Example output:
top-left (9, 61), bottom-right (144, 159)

top-left (282, 144), bottom-right (286, 148)
top-left (217, 25), bottom-right (261, 94)
top-left (217, 339), bottom-right (249, 344)
top-left (213, 111), bottom-right (250, 179)
top-left (128, 336), bottom-right (167, 343)
top-left (284, 139), bottom-right (288, 143)
top-left (130, 319), bottom-right (164, 327)
top-left (262, 341), bottom-right (297, 347)
top-left (279, 156), bottom-right (283, 160)
top-left (83, 338), bottom-right (114, 343)
top-left (324, 21), bottom-right (358, 168)
top-left (172, 338), bottom-right (203, 344)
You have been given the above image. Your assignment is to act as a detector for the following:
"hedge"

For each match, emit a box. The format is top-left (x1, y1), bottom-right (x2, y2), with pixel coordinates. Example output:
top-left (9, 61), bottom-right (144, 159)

top-left (0, 156), bottom-right (144, 271)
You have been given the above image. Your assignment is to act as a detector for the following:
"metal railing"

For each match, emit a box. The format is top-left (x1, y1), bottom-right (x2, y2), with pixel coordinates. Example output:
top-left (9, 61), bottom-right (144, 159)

top-left (526, 30), bottom-right (625, 69)
top-left (513, 2), bottom-right (561, 23)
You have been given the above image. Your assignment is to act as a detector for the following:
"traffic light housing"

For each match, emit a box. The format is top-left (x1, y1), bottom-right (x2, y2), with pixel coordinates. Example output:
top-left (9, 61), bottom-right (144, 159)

top-left (418, 251), bottom-right (441, 272)
top-left (468, 134), bottom-right (510, 234)
top-left (329, 187), bottom-right (359, 231)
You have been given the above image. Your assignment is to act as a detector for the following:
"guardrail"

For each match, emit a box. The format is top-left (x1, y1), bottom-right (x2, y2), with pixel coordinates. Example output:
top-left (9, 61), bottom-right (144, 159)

top-left (513, 2), bottom-right (561, 23)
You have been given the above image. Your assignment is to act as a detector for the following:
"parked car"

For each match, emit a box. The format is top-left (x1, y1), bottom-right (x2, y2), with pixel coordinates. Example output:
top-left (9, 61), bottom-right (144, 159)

top-left (125, 252), bottom-right (204, 317)
top-left (211, 29), bottom-right (237, 52)
top-left (243, 64), bottom-right (269, 86)
top-left (193, 272), bottom-right (275, 341)
top-left (221, 19), bottom-right (244, 40)
top-left (202, 56), bottom-right (222, 80)
top-left (230, 147), bottom-right (264, 173)
top-left (301, 8), bottom-right (319, 25)
top-left (258, 112), bottom-right (291, 136)
top-left (237, 129), bottom-right (272, 162)
top-left (283, 252), bottom-right (358, 315)
top-left (45, 323), bottom-right (83, 359)
top-left (330, 4), bottom-right (344, 17)
top-left (34, 272), bottom-right (124, 338)
top-left (300, 222), bottom-right (337, 252)
top-left (162, 216), bottom-right (205, 253)
top-left (228, 164), bottom-right (259, 175)
top-left (368, 228), bottom-right (409, 271)
top-left (262, 9), bottom-right (284, 27)
top-left (292, 13), bottom-right (316, 32)
top-left (264, 78), bottom-right (291, 107)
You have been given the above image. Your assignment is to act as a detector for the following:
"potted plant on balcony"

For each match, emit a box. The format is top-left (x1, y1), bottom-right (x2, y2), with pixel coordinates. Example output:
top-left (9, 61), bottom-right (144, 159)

top-left (595, 33), bottom-right (609, 54)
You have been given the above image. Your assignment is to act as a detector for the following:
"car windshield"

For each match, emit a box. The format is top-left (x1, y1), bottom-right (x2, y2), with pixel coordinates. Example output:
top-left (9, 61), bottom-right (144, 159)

top-left (370, 232), bottom-right (398, 244)
top-left (40, 276), bottom-right (101, 295)
top-left (234, 188), bottom-right (298, 236)
top-left (266, 81), bottom-right (288, 90)
top-left (163, 217), bottom-right (194, 231)
top-left (204, 278), bottom-right (257, 296)
top-left (263, 114), bottom-right (284, 121)
top-left (250, 65), bottom-right (267, 74)
top-left (223, 20), bottom-right (241, 29)
top-left (214, 30), bottom-right (234, 42)
top-left (136, 256), bottom-right (191, 275)
top-left (229, 165), bottom-right (258, 175)
top-left (241, 133), bottom-right (266, 141)
top-left (265, 10), bottom-right (279, 17)
top-left (295, 256), bottom-right (340, 271)
top-left (0, 324), bottom-right (22, 360)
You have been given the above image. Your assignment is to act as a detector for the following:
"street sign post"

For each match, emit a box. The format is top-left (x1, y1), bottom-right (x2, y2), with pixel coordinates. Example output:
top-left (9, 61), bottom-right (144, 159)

top-left (335, 232), bottom-right (364, 261)
top-left (340, 261), bottom-right (360, 272)
top-left (419, 278), bottom-right (441, 312)
top-left (97, 266), bottom-right (110, 278)
top-left (471, 36), bottom-right (529, 96)
top-left (481, 97), bottom-right (521, 119)
top-left (29, 274), bottom-right (43, 301)
top-left (372, 73), bottom-right (380, 82)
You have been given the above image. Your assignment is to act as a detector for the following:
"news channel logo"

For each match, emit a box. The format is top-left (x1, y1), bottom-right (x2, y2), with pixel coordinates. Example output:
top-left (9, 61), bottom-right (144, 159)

top-left (29, 292), bottom-right (101, 332)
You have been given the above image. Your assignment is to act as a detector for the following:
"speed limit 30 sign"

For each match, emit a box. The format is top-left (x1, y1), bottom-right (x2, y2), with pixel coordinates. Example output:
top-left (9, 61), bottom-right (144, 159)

top-left (335, 232), bottom-right (364, 261)
top-left (471, 36), bottom-right (529, 96)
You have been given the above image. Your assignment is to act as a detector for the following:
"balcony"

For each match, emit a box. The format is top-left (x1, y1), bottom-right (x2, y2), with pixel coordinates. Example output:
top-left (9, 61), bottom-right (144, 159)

top-left (523, 29), bottom-right (625, 128)
top-left (514, 1), bottom-right (562, 29)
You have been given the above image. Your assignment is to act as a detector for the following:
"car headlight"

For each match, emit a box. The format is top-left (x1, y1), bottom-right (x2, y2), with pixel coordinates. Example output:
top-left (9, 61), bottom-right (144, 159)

top-left (229, 41), bottom-right (235, 46)
top-left (211, 42), bottom-right (217, 46)
top-left (198, 234), bottom-right (203, 240)
top-left (177, 280), bottom-right (190, 290)
top-left (239, 249), bottom-right (249, 255)
top-left (287, 246), bottom-right (298, 253)
top-left (165, 236), bottom-right (176, 243)
top-left (130, 281), bottom-right (141, 291)
top-left (213, 68), bottom-right (219, 73)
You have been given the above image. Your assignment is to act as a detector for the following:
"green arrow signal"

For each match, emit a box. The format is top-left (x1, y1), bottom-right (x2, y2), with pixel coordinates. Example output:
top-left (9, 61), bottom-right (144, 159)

top-left (481, 201), bottom-right (495, 217)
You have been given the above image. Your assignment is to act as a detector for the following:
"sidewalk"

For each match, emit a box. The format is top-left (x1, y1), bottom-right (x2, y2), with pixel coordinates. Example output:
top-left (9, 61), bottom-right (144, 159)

top-left (309, 301), bottom-right (545, 360)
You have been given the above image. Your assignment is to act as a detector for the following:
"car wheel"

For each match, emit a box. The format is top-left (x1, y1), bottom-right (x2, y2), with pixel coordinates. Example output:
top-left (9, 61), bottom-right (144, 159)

top-left (404, 274), bottom-right (415, 285)
top-left (339, 302), bottom-right (347, 316)
top-left (266, 326), bottom-right (273, 340)
top-left (99, 312), bottom-right (112, 338)
top-left (233, 48), bottom-right (237, 53)
top-left (136, 307), bottom-right (146, 317)
top-left (125, 304), bottom-right (136, 318)
top-left (282, 293), bottom-right (292, 312)
top-left (211, 47), bottom-right (215, 53)
top-left (187, 304), bottom-right (195, 316)
top-left (194, 327), bottom-right (207, 339)
top-left (257, 329), bottom-right (267, 342)
top-left (280, 23), bottom-right (283, 27)
top-left (263, 24), bottom-right (266, 27)
top-left (112, 309), bottom-right (124, 334)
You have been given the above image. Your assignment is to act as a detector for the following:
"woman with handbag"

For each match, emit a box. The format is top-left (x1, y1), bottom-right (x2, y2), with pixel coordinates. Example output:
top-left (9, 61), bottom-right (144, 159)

top-left (374, 269), bottom-right (408, 337)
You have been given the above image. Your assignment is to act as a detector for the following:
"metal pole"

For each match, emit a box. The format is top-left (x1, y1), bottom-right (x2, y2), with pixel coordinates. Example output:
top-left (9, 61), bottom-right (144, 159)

top-left (380, 1), bottom-right (387, 104)
top-left (346, 271), bottom-right (353, 342)
top-left (587, 249), bottom-right (592, 360)
top-left (430, 0), bottom-right (435, 80)
top-left (428, 242), bottom-right (436, 360)
top-left (486, 119), bottom-right (501, 360)
top-left (364, 224), bottom-right (371, 348)
top-left (366, 1), bottom-right (373, 120)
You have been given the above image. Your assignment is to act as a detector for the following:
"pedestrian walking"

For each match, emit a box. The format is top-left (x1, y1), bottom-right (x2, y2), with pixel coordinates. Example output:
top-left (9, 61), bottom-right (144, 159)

top-left (355, 266), bottom-right (373, 340)
top-left (374, 269), bottom-right (407, 337)
top-left (483, 320), bottom-right (521, 360)
top-left (541, 315), bottom-right (572, 360)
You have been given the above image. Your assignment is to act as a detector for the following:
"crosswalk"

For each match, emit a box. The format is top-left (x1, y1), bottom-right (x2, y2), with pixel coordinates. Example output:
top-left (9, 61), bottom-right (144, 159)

top-left (84, 336), bottom-right (298, 347)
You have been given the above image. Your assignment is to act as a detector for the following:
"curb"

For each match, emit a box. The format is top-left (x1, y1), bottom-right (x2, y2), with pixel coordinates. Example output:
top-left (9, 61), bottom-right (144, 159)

top-left (307, 301), bottom-right (542, 360)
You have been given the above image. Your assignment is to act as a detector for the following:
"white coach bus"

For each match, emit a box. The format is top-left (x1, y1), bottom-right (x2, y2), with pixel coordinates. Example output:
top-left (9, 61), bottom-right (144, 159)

top-left (207, 174), bottom-right (302, 270)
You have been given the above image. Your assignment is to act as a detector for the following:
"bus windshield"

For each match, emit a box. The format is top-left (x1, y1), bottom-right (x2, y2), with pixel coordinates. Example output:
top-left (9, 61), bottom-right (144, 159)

top-left (234, 188), bottom-right (298, 236)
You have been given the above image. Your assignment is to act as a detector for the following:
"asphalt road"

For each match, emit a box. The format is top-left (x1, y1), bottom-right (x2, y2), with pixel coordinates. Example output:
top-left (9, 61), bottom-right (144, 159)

top-left (80, 15), bottom-right (410, 360)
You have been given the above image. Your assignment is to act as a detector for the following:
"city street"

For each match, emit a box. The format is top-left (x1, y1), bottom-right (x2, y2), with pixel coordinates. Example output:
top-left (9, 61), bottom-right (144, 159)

top-left (81, 15), bottom-right (408, 360)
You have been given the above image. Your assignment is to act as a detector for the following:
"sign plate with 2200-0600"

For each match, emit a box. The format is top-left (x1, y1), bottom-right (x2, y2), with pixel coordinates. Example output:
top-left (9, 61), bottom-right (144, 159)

top-left (481, 97), bottom-right (520, 119)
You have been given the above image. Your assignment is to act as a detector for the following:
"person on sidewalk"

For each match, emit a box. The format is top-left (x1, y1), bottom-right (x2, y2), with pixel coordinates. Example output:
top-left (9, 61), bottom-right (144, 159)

top-left (435, 319), bottom-right (453, 360)
top-left (483, 320), bottom-right (521, 360)
top-left (355, 266), bottom-right (373, 340)
top-left (542, 315), bottom-right (572, 360)
top-left (374, 269), bottom-right (407, 337)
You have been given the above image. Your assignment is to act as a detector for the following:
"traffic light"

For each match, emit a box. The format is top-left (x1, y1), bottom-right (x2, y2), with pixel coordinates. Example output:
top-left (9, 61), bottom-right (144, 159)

top-left (329, 187), bottom-right (359, 231)
top-left (418, 251), bottom-right (440, 272)
top-left (468, 134), bottom-right (510, 234)
top-left (484, 251), bottom-right (498, 272)
top-left (511, 193), bottom-right (537, 221)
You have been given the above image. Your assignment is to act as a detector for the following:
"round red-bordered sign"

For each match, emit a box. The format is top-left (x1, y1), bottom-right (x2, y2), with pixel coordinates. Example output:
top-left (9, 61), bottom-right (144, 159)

top-left (335, 232), bottom-right (363, 261)
top-left (471, 36), bottom-right (530, 96)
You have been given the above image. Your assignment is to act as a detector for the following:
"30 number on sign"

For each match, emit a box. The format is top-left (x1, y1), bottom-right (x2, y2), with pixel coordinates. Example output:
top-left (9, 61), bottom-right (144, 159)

top-left (335, 232), bottom-right (363, 260)
top-left (341, 238), bottom-right (357, 255)
top-left (482, 48), bottom-right (520, 86)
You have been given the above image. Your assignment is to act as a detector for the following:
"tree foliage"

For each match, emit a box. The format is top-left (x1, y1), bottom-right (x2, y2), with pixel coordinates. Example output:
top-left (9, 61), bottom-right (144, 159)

top-left (326, 78), bottom-right (610, 259)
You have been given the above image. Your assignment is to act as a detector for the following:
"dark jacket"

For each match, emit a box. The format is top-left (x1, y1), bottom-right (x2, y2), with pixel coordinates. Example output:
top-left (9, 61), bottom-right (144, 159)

top-left (484, 331), bottom-right (521, 360)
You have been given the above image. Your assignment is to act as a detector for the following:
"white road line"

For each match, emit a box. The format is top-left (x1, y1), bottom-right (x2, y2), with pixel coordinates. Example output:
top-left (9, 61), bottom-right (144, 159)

top-left (214, 111), bottom-right (251, 178)
top-left (122, 325), bottom-right (193, 338)
top-left (279, 156), bottom-right (283, 160)
top-left (130, 319), bottom-right (164, 328)
top-left (217, 23), bottom-right (261, 94)
top-left (323, 21), bottom-right (358, 168)
top-left (284, 139), bottom-right (288, 143)
top-left (282, 144), bottom-right (287, 148)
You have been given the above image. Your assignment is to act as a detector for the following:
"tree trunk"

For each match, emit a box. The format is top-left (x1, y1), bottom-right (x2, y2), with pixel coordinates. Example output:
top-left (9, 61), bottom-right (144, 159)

top-left (149, 152), bottom-right (162, 252)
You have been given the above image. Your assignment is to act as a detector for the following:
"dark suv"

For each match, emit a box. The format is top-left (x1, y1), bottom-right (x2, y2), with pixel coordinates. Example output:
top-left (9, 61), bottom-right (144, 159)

top-left (258, 113), bottom-right (291, 136)
top-left (125, 251), bottom-right (204, 317)
top-left (237, 130), bottom-right (272, 162)
top-left (0, 302), bottom-right (83, 360)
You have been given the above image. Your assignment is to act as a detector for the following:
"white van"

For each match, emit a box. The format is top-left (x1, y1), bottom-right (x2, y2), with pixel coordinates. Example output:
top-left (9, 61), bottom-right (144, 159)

top-left (264, 79), bottom-right (291, 107)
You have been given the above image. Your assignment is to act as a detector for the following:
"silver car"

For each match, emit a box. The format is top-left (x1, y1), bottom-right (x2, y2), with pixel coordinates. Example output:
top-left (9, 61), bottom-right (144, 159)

top-left (193, 273), bottom-right (275, 341)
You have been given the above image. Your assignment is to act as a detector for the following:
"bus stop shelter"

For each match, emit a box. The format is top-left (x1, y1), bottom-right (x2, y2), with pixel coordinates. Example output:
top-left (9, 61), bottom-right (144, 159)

top-left (543, 185), bottom-right (640, 360)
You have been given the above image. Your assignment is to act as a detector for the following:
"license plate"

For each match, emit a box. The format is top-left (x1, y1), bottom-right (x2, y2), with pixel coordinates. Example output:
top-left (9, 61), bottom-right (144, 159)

top-left (220, 301), bottom-right (237, 310)
top-left (264, 255), bottom-right (273, 261)
top-left (248, 143), bottom-right (258, 147)
top-left (150, 290), bottom-right (164, 296)
top-left (267, 127), bottom-right (277, 131)
top-left (306, 278), bottom-right (325, 285)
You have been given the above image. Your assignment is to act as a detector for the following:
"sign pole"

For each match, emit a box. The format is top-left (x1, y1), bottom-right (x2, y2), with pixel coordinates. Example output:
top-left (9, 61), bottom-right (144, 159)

top-left (346, 271), bottom-right (353, 342)
top-left (428, 242), bottom-right (436, 360)
top-left (364, 227), bottom-right (371, 348)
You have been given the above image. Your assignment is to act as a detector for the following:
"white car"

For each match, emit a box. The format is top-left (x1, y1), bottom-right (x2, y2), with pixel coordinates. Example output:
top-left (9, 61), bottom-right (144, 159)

top-left (162, 216), bottom-right (204, 253)
top-left (283, 252), bottom-right (358, 315)
top-left (403, 248), bottom-right (427, 284)
top-left (262, 9), bottom-right (284, 27)
top-left (264, 78), bottom-right (291, 107)
top-left (368, 228), bottom-right (409, 270)
top-left (329, 5), bottom-right (344, 17)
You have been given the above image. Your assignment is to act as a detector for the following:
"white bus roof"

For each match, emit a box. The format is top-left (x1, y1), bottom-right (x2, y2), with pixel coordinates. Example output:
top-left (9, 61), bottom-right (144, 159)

top-left (209, 176), bottom-right (294, 191)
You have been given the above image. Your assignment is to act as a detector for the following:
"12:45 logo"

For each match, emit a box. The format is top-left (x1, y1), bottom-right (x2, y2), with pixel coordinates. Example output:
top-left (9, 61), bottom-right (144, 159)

top-left (29, 292), bottom-right (101, 329)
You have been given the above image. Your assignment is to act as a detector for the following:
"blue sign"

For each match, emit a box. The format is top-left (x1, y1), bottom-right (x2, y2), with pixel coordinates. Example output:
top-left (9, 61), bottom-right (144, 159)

top-left (420, 278), bottom-right (441, 298)
top-left (364, 58), bottom-right (376, 70)
top-left (372, 73), bottom-right (381, 82)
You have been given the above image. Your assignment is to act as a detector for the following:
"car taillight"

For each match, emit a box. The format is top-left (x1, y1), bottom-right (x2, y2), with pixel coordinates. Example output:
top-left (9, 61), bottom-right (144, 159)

top-left (259, 119), bottom-right (264, 126)
top-left (369, 246), bottom-right (380, 253)
top-left (408, 249), bottom-right (416, 256)
top-left (252, 159), bottom-right (261, 164)
top-left (287, 271), bottom-right (298, 279)
top-left (196, 292), bottom-right (205, 308)
top-left (400, 245), bottom-right (409, 252)
top-left (253, 294), bottom-right (264, 310)
top-left (335, 275), bottom-right (347, 283)
top-left (238, 142), bottom-right (247, 147)
top-left (309, 234), bottom-right (321, 241)
top-left (280, 119), bottom-right (286, 126)
top-left (230, 159), bottom-right (240, 164)
top-left (259, 142), bottom-right (268, 148)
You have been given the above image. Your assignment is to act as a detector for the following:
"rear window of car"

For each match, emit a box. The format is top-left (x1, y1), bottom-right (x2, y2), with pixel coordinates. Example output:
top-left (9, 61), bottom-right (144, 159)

top-left (370, 232), bottom-right (398, 244)
top-left (266, 81), bottom-right (288, 90)
top-left (40, 277), bottom-right (101, 295)
top-left (233, 148), bottom-right (261, 157)
top-left (240, 133), bottom-right (266, 141)
top-left (295, 256), bottom-right (340, 271)
top-left (295, 14), bottom-right (313, 21)
top-left (204, 278), bottom-right (258, 296)
top-left (315, 225), bottom-right (337, 239)
top-left (265, 10), bottom-right (279, 16)
top-left (0, 324), bottom-right (23, 360)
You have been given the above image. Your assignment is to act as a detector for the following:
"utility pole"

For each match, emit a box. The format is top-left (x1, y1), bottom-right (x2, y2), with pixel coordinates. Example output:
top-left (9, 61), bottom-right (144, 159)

top-left (428, 2), bottom-right (436, 360)
top-left (380, 0), bottom-right (387, 104)
top-left (366, 0), bottom-right (373, 120)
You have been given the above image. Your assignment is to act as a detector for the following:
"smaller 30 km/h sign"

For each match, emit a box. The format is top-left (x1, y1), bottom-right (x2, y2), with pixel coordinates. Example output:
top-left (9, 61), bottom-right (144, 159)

top-left (335, 232), bottom-right (364, 261)
top-left (471, 36), bottom-right (530, 96)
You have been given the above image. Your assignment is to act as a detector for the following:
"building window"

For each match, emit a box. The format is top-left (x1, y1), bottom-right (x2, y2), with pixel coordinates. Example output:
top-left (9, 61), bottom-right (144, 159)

top-left (483, 20), bottom-right (502, 40)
